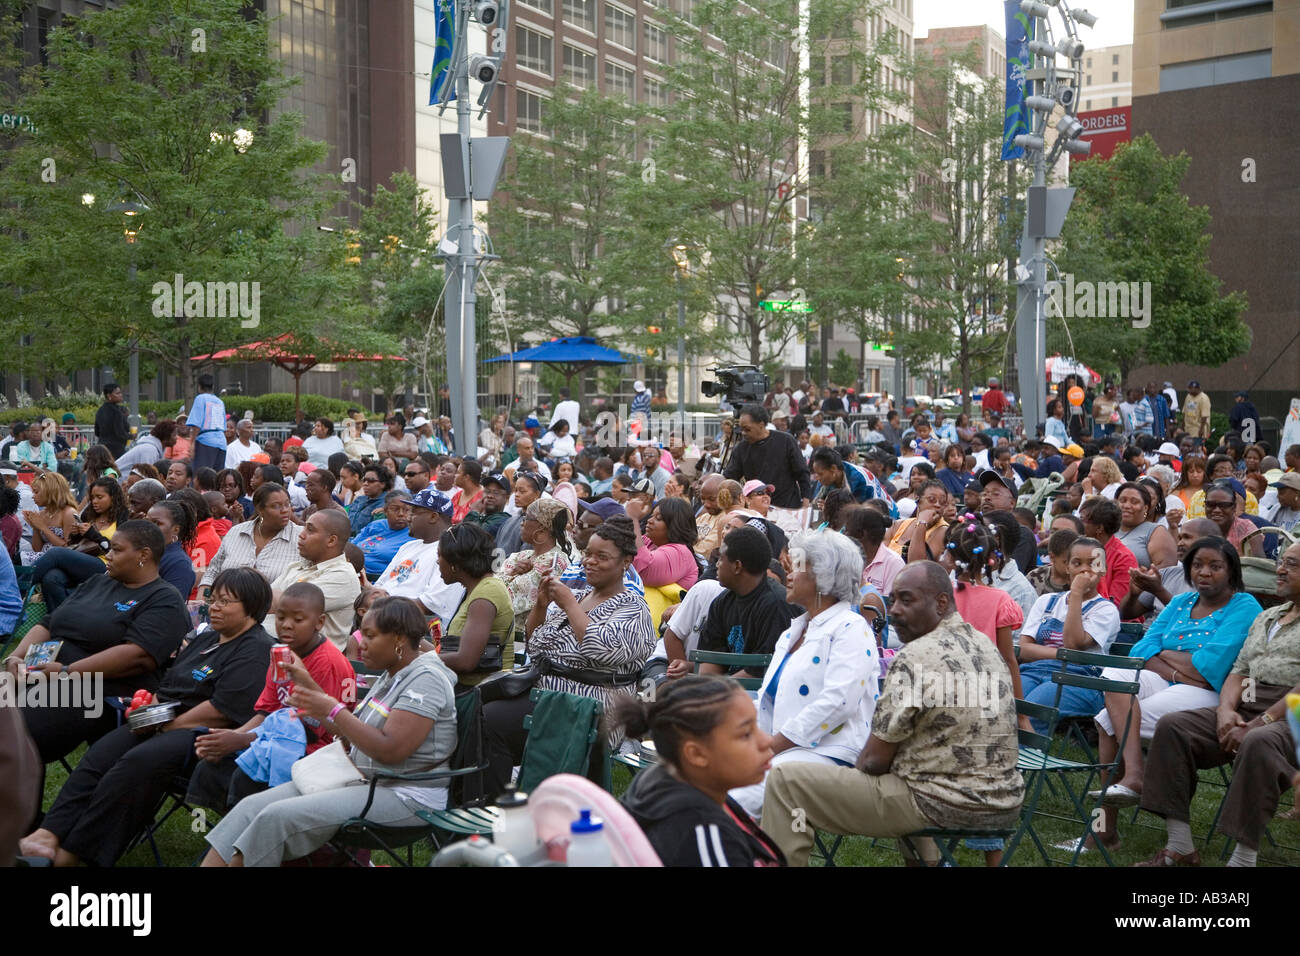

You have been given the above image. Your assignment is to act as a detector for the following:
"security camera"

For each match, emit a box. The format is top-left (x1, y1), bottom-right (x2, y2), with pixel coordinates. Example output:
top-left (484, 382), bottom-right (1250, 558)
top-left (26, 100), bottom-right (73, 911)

top-left (473, 0), bottom-right (499, 25)
top-left (1019, 0), bottom-right (1050, 16)
top-left (469, 55), bottom-right (498, 84)
top-left (1055, 85), bottom-right (1077, 110)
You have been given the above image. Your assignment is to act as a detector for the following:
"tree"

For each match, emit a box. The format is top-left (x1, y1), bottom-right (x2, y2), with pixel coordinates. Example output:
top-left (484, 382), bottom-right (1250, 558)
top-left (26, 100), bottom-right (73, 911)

top-left (0, 0), bottom-right (344, 394)
top-left (623, 0), bottom-right (904, 370)
top-left (488, 85), bottom-right (681, 397)
top-left (891, 47), bottom-right (1027, 416)
top-left (1054, 134), bottom-right (1250, 382)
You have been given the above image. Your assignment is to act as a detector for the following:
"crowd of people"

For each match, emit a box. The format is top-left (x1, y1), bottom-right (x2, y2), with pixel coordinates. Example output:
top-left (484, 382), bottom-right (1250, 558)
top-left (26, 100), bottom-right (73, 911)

top-left (1, 370), bottom-right (1298, 869)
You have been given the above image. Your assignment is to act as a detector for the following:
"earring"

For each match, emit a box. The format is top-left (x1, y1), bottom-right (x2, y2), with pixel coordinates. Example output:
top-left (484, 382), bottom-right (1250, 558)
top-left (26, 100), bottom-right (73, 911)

top-left (137, 560), bottom-right (145, 568)
top-left (395, 644), bottom-right (403, 660)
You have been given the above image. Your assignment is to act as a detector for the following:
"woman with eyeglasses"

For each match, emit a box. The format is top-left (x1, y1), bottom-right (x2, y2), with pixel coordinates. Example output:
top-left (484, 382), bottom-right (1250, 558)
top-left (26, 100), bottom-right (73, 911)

top-left (346, 465), bottom-right (392, 537)
top-left (477, 514), bottom-right (655, 800)
top-left (1202, 481), bottom-right (1264, 557)
top-left (200, 484), bottom-right (302, 596)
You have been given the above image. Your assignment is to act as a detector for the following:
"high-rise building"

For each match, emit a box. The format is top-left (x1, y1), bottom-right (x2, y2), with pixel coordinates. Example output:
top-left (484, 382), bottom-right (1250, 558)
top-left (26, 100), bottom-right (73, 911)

top-left (1079, 43), bottom-right (1131, 110)
top-left (1129, 0), bottom-right (1298, 418)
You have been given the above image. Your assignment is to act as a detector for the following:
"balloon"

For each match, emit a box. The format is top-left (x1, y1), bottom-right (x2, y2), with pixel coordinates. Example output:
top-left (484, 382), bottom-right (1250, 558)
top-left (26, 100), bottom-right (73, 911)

top-left (1068, 386), bottom-right (1085, 407)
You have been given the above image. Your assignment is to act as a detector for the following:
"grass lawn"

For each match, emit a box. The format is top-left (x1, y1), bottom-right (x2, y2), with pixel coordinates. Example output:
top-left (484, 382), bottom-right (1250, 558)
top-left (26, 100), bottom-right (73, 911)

top-left (37, 738), bottom-right (1300, 868)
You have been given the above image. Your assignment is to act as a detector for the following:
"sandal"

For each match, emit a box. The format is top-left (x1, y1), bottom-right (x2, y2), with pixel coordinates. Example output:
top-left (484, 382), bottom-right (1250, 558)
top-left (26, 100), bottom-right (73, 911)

top-left (1133, 847), bottom-right (1201, 867)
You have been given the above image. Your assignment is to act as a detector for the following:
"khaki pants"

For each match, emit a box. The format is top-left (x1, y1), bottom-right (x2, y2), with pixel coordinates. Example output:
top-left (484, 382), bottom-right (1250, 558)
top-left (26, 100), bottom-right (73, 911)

top-left (760, 761), bottom-right (933, 866)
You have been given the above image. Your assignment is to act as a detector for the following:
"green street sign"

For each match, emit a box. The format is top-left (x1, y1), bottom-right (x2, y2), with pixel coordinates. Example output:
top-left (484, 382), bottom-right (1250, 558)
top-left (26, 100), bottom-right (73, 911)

top-left (760, 299), bottom-right (813, 313)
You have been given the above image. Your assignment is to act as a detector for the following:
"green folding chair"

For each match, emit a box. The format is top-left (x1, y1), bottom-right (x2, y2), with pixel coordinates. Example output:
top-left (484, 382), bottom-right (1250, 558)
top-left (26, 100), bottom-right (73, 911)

top-left (416, 687), bottom-right (606, 840)
top-left (331, 687), bottom-right (490, 865)
top-left (688, 649), bottom-right (773, 691)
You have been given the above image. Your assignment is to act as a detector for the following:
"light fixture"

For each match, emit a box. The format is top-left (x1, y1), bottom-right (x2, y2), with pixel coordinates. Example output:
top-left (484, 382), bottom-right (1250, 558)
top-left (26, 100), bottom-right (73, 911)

top-left (1019, 0), bottom-right (1051, 16)
top-left (1064, 139), bottom-right (1092, 155)
top-left (232, 128), bottom-right (254, 152)
top-left (1028, 39), bottom-right (1056, 59)
top-left (1071, 8), bottom-right (1098, 28)
top-left (1056, 37), bottom-right (1085, 59)
top-left (1026, 95), bottom-right (1056, 113)
top-left (1056, 115), bottom-right (1084, 140)
top-left (1014, 134), bottom-right (1045, 151)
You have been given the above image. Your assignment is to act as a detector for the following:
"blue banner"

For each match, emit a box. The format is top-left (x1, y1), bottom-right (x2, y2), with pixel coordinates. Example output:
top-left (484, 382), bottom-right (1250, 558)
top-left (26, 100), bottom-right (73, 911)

top-left (430, 0), bottom-right (456, 104)
top-left (1002, 0), bottom-right (1034, 160)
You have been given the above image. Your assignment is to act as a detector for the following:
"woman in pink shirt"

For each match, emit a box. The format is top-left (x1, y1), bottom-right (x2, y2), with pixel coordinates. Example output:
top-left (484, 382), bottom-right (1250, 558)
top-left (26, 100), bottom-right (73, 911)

top-left (942, 515), bottom-right (1027, 711)
top-left (626, 497), bottom-right (699, 591)
top-left (844, 505), bottom-right (904, 597)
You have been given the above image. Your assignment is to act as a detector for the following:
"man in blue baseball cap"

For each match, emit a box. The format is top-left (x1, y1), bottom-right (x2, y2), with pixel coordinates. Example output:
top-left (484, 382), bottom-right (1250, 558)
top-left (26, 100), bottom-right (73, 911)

top-left (372, 487), bottom-right (465, 622)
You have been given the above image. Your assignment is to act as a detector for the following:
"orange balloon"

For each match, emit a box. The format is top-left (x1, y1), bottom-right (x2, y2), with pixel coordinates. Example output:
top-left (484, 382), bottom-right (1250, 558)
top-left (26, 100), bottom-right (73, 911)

top-left (1068, 386), bottom-right (1085, 407)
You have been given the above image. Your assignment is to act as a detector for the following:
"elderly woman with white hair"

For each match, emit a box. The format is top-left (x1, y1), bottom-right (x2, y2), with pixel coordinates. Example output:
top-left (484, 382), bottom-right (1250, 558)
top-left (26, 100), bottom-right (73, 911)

top-left (730, 529), bottom-right (878, 819)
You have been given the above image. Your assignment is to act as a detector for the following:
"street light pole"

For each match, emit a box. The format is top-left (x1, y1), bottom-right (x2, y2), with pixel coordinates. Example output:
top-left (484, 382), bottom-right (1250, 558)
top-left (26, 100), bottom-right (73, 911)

top-left (676, 270), bottom-right (686, 420)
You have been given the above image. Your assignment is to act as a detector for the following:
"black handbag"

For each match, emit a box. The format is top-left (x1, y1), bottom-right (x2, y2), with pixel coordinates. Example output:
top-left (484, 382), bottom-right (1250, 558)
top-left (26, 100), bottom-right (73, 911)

top-left (477, 662), bottom-right (541, 704)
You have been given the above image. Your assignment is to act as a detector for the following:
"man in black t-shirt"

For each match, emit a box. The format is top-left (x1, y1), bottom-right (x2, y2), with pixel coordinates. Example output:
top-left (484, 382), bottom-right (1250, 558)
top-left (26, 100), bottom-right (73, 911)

top-left (697, 526), bottom-right (797, 679)
top-left (94, 384), bottom-right (131, 459)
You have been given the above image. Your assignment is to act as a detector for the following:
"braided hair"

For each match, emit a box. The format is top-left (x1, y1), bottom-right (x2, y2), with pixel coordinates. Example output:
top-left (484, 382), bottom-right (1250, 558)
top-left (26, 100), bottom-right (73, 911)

top-left (943, 512), bottom-right (1001, 587)
top-left (152, 497), bottom-right (198, 551)
top-left (609, 675), bottom-right (743, 768)
top-left (593, 513), bottom-right (638, 557)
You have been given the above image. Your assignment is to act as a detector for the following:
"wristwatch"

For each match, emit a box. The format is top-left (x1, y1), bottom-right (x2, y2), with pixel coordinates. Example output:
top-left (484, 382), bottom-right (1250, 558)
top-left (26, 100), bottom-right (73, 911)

top-left (1260, 712), bottom-right (1276, 726)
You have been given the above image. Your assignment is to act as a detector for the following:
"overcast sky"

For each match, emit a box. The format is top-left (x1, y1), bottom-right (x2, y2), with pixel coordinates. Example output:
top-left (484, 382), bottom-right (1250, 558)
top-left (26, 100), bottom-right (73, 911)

top-left (915, 0), bottom-right (1135, 50)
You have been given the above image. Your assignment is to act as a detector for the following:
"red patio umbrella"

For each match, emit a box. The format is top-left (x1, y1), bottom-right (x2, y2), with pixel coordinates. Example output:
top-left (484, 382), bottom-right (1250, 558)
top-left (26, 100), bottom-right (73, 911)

top-left (192, 333), bottom-right (406, 423)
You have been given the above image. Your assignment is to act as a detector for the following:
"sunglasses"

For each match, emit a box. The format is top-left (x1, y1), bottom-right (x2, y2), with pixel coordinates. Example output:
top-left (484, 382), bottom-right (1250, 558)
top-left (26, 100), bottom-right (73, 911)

top-left (405, 470), bottom-right (426, 478)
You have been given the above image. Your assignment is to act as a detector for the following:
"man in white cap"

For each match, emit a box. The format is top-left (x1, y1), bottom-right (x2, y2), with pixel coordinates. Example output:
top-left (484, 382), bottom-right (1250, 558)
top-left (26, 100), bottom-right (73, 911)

top-left (630, 379), bottom-right (651, 421)
top-left (1156, 441), bottom-right (1182, 471)
top-left (1267, 473), bottom-right (1300, 533)
top-left (412, 415), bottom-right (445, 455)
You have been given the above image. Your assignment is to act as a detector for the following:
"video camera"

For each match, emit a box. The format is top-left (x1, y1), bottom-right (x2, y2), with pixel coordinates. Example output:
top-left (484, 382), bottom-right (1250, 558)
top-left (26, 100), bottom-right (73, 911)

top-left (701, 365), bottom-right (769, 407)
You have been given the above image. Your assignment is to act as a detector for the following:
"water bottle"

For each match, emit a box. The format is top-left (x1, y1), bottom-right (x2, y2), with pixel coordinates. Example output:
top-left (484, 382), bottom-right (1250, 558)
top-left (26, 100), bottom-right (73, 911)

top-left (493, 785), bottom-right (541, 864)
top-left (566, 809), bottom-right (613, 867)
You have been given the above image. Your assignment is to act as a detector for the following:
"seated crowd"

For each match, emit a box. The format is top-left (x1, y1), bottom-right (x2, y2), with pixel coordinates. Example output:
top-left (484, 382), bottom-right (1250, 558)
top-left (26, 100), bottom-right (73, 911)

top-left (2, 384), bottom-right (1299, 870)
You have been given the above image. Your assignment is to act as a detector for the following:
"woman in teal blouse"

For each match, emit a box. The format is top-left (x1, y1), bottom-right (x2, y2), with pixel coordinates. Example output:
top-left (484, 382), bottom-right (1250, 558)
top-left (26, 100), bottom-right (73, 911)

top-left (1083, 537), bottom-right (1261, 847)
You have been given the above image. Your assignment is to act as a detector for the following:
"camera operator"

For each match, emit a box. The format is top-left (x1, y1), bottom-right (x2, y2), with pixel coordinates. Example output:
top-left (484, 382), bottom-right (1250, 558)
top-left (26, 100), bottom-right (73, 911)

top-left (724, 404), bottom-right (812, 537)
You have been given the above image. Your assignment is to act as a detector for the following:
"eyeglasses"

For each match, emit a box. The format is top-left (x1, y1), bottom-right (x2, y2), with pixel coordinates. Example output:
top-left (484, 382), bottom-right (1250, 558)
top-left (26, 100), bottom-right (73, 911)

top-left (1203, 500), bottom-right (1234, 511)
top-left (1279, 558), bottom-right (1300, 571)
top-left (405, 470), bottom-right (426, 478)
top-left (208, 595), bottom-right (242, 609)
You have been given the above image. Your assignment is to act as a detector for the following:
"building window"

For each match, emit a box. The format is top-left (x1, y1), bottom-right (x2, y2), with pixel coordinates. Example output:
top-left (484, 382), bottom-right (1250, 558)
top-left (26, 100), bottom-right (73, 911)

top-left (563, 0), bottom-right (596, 33)
top-left (605, 3), bottom-right (635, 52)
top-left (1086, 57), bottom-right (1092, 68)
top-left (518, 0), bottom-right (553, 14)
top-left (810, 57), bottom-right (825, 86)
top-left (1085, 99), bottom-right (1091, 109)
top-left (672, 0), bottom-right (695, 24)
top-left (833, 102), bottom-right (853, 131)
top-left (1112, 71), bottom-right (1118, 81)
top-left (563, 44), bottom-right (596, 87)
top-left (830, 55), bottom-right (853, 85)
top-left (517, 89), bottom-right (547, 133)
top-left (605, 60), bottom-right (636, 101)
top-left (1112, 53), bottom-right (1119, 64)
top-left (1160, 49), bottom-right (1271, 91)
top-left (516, 26), bottom-right (553, 76)
top-left (644, 75), bottom-right (667, 106)
top-left (1086, 74), bottom-right (1092, 84)
top-left (809, 149), bottom-right (826, 179)
top-left (644, 22), bottom-right (668, 61)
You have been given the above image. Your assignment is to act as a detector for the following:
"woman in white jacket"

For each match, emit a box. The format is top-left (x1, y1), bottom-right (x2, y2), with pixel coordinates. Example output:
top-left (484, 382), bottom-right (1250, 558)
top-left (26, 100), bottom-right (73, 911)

top-left (731, 528), bottom-right (878, 818)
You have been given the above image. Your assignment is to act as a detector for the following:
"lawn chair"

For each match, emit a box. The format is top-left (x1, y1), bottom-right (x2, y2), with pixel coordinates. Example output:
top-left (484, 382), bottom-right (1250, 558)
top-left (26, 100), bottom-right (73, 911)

top-left (416, 687), bottom-right (606, 842)
top-left (901, 698), bottom-right (1057, 867)
top-left (688, 649), bottom-right (773, 691)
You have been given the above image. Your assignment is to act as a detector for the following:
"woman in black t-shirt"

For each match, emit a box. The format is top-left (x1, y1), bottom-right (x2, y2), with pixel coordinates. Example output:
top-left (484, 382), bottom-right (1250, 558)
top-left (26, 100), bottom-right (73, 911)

top-left (17, 567), bottom-right (275, 867)
top-left (5, 521), bottom-right (191, 770)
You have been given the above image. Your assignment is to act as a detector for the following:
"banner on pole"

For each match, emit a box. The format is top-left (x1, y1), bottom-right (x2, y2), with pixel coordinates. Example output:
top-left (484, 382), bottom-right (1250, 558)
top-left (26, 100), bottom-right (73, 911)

top-left (1002, 0), bottom-right (1034, 160)
top-left (430, 0), bottom-right (457, 104)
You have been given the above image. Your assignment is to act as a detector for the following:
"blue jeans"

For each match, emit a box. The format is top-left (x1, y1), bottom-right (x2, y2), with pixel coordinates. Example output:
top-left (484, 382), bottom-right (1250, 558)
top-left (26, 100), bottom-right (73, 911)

top-left (1018, 659), bottom-right (1104, 734)
top-left (33, 547), bottom-right (108, 611)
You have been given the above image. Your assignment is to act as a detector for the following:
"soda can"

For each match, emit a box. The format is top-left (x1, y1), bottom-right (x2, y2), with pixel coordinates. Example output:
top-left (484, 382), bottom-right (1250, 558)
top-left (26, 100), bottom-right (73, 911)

top-left (271, 645), bottom-right (292, 682)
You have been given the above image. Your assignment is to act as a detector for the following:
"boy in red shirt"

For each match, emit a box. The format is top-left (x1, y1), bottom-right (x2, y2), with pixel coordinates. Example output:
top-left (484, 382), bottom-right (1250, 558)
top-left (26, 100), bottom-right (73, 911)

top-left (186, 582), bottom-right (356, 813)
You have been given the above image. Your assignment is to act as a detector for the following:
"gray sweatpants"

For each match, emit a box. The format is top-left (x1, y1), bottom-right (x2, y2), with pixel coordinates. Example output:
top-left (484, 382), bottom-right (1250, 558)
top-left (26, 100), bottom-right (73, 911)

top-left (205, 779), bottom-right (444, 867)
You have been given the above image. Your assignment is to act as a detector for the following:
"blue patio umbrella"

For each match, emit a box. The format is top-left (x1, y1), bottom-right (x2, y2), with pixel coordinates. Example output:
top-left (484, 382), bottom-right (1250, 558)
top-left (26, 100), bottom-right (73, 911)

top-left (484, 336), bottom-right (636, 380)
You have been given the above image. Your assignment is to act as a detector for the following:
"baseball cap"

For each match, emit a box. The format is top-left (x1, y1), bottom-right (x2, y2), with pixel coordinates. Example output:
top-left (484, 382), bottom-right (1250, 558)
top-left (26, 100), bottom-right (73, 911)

top-left (633, 380), bottom-right (646, 393)
top-left (1271, 473), bottom-right (1300, 493)
top-left (630, 477), bottom-right (655, 496)
top-left (1157, 442), bottom-right (1181, 458)
top-left (403, 487), bottom-right (454, 518)
top-left (411, 416), bottom-right (430, 428)
top-left (1235, 390), bottom-right (1249, 399)
top-left (578, 497), bottom-right (626, 520)
top-left (1063, 443), bottom-right (1085, 458)
top-left (978, 470), bottom-right (1016, 494)
top-left (1187, 380), bottom-right (1200, 388)
top-left (1212, 477), bottom-right (1247, 500)
top-left (1042, 435), bottom-right (1063, 450)
top-left (743, 479), bottom-right (775, 496)
top-left (61, 413), bottom-right (76, 423)
top-left (0, 467), bottom-right (16, 477)
top-left (482, 471), bottom-right (511, 491)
